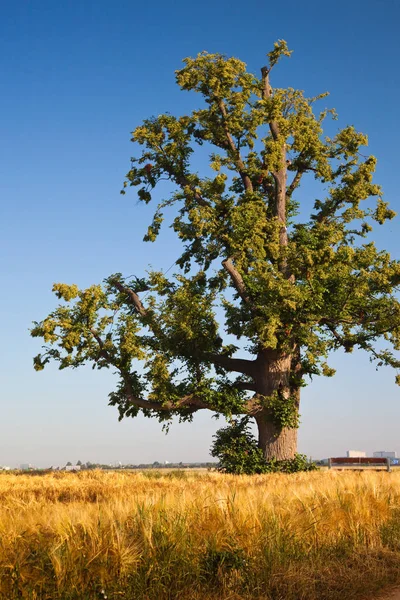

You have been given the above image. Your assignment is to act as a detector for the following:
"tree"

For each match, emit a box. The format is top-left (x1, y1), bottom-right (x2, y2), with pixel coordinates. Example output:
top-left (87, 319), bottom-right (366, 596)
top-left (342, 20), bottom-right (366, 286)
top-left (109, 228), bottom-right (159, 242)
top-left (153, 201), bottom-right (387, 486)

top-left (31, 41), bottom-right (400, 461)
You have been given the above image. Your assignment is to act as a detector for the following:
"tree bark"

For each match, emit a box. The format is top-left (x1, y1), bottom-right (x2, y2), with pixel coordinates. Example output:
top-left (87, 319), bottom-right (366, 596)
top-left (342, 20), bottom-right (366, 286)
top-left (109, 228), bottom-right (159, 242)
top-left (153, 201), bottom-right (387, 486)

top-left (251, 350), bottom-right (300, 461)
top-left (255, 414), bottom-right (298, 460)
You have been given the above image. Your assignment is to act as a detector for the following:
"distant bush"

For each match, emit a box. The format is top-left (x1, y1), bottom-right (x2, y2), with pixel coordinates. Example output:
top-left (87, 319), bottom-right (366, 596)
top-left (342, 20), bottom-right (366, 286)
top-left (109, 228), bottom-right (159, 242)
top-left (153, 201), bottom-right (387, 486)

top-left (211, 418), bottom-right (317, 474)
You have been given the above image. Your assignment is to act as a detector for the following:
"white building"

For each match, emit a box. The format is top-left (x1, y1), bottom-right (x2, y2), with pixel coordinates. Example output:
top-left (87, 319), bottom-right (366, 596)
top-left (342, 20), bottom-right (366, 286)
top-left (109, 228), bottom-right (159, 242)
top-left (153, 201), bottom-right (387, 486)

top-left (65, 465), bottom-right (81, 471)
top-left (346, 450), bottom-right (366, 458)
top-left (373, 451), bottom-right (397, 459)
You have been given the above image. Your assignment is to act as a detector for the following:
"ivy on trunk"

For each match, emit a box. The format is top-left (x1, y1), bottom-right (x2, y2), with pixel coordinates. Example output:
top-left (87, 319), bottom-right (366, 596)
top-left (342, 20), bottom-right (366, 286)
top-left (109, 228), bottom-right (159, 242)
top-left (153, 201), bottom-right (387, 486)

top-left (31, 41), bottom-right (400, 462)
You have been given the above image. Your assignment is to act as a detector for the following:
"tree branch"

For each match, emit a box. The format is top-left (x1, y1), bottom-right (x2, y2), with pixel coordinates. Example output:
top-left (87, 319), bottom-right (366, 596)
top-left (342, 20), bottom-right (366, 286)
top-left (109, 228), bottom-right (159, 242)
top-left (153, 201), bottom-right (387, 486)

top-left (175, 174), bottom-right (211, 208)
top-left (261, 66), bottom-right (288, 255)
top-left (261, 67), bottom-right (280, 141)
top-left (287, 153), bottom-right (319, 197)
top-left (123, 374), bottom-right (209, 413)
top-left (90, 328), bottom-right (113, 362)
top-left (153, 142), bottom-right (211, 209)
top-left (206, 352), bottom-right (257, 376)
top-left (241, 395), bottom-right (265, 417)
top-left (287, 170), bottom-right (303, 196)
top-left (111, 280), bottom-right (147, 317)
top-left (222, 257), bottom-right (253, 305)
top-left (89, 328), bottom-right (226, 414)
top-left (217, 99), bottom-right (253, 193)
top-left (233, 380), bottom-right (257, 392)
top-left (321, 321), bottom-right (352, 350)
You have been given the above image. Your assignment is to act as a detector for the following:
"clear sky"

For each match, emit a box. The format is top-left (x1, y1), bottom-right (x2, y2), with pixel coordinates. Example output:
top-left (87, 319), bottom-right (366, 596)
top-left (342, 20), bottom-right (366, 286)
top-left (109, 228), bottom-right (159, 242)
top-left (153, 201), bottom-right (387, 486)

top-left (1, 0), bottom-right (399, 468)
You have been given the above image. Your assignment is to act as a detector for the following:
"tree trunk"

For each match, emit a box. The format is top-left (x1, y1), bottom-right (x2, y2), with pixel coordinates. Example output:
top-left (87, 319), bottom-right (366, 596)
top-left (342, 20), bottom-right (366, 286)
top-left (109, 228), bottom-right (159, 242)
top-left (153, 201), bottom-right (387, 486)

top-left (252, 350), bottom-right (300, 461)
top-left (255, 414), bottom-right (298, 460)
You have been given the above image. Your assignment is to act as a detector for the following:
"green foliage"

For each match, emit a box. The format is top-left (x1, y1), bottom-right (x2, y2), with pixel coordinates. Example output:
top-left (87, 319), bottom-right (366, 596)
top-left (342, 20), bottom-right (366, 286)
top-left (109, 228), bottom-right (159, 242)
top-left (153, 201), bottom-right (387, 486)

top-left (211, 418), bottom-right (317, 474)
top-left (267, 39), bottom-right (293, 68)
top-left (262, 392), bottom-right (300, 429)
top-left (32, 41), bottom-right (400, 461)
top-left (210, 418), bottom-right (268, 474)
top-left (266, 453), bottom-right (317, 473)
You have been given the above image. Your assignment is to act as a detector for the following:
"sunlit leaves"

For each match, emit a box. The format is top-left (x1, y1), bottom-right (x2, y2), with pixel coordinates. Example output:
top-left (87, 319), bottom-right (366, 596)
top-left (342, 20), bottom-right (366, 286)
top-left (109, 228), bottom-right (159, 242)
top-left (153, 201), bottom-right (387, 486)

top-left (32, 39), bottom-right (400, 435)
top-left (267, 39), bottom-right (293, 68)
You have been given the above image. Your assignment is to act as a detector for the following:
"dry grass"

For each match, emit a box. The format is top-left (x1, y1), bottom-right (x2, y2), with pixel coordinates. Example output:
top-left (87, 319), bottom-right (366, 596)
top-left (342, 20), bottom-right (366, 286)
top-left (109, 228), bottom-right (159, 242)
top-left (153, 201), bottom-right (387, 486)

top-left (1, 469), bottom-right (400, 599)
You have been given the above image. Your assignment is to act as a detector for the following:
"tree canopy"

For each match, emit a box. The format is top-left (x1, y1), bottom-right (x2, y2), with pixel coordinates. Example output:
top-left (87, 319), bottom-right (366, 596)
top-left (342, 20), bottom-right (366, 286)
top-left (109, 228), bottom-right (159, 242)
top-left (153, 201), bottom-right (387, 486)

top-left (31, 41), bottom-right (400, 460)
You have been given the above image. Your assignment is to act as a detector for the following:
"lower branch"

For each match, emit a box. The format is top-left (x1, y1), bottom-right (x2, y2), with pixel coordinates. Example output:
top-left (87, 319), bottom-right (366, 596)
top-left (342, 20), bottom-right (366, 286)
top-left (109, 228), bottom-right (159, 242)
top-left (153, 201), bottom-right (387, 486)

top-left (206, 352), bottom-right (257, 376)
top-left (233, 381), bottom-right (257, 392)
top-left (122, 374), bottom-right (209, 413)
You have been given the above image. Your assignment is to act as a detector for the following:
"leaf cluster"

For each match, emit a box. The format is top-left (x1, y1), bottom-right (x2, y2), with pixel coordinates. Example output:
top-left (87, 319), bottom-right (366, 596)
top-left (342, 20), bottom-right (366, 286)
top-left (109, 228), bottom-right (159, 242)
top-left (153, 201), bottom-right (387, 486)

top-left (211, 417), bottom-right (317, 474)
top-left (32, 41), bottom-right (400, 432)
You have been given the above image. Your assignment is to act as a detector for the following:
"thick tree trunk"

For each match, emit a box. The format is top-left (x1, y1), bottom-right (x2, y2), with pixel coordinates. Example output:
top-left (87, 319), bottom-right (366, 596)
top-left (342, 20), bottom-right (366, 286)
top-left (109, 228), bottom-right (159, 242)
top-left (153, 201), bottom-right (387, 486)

top-left (251, 350), bottom-right (300, 461)
top-left (255, 414), bottom-right (298, 460)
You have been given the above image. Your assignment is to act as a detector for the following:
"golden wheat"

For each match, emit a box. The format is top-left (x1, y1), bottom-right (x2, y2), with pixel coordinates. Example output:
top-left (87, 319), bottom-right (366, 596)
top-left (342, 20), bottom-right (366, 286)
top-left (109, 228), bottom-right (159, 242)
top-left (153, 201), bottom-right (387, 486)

top-left (0, 469), bottom-right (400, 599)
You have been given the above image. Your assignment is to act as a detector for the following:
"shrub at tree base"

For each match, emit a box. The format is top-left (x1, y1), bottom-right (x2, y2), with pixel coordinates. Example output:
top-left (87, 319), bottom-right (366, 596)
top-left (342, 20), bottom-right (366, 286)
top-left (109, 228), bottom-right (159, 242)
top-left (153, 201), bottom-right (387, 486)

top-left (211, 418), bottom-right (317, 473)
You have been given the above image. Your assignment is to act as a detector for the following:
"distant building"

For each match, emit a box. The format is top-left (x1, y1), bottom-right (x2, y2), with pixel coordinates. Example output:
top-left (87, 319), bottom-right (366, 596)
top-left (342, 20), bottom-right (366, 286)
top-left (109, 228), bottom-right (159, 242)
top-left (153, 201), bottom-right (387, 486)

top-left (346, 450), bottom-right (366, 458)
top-left (373, 451), bottom-right (397, 459)
top-left (20, 463), bottom-right (32, 470)
top-left (65, 465), bottom-right (81, 471)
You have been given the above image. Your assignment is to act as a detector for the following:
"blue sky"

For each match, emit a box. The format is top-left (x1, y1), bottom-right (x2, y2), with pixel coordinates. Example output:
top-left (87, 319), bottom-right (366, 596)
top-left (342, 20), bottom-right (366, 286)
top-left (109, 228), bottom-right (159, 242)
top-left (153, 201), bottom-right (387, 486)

top-left (1, 0), bottom-right (399, 467)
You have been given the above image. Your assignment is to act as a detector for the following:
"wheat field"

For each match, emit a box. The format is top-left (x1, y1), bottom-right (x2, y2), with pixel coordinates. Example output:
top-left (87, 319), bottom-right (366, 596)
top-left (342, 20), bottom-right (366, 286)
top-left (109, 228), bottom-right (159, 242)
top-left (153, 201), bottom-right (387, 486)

top-left (1, 469), bottom-right (400, 599)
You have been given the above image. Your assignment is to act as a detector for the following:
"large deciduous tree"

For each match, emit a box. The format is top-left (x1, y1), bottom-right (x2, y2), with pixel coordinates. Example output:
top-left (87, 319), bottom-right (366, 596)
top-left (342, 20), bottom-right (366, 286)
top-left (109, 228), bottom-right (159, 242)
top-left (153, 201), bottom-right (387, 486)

top-left (32, 41), bottom-right (400, 461)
